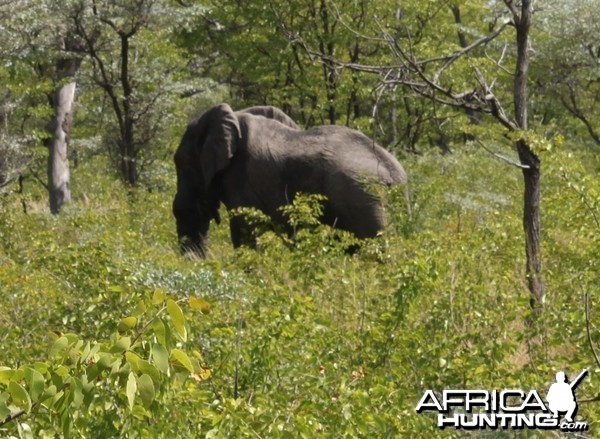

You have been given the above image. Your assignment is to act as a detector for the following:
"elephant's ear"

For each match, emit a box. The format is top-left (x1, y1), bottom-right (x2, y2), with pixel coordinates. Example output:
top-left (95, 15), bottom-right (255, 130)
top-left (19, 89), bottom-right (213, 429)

top-left (199, 103), bottom-right (241, 190)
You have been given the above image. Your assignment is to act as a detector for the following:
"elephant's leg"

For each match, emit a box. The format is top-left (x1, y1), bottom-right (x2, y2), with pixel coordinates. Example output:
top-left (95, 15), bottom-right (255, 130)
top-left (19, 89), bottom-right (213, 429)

top-left (229, 214), bottom-right (256, 248)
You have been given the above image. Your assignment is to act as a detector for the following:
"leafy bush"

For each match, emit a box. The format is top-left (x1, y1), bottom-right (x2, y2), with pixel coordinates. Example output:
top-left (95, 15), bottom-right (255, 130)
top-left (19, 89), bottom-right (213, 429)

top-left (1, 147), bottom-right (599, 437)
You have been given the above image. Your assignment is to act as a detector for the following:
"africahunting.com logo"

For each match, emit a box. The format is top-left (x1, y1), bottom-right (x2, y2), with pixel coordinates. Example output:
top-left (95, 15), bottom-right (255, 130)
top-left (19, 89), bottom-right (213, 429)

top-left (416, 369), bottom-right (589, 432)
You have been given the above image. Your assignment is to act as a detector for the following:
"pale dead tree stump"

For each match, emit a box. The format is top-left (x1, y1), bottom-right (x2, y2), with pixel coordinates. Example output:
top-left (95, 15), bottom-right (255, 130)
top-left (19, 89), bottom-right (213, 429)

top-left (48, 81), bottom-right (76, 214)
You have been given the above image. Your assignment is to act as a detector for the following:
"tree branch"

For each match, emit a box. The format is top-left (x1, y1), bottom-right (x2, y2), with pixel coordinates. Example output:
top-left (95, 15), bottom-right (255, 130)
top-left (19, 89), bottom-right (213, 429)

top-left (476, 139), bottom-right (530, 169)
top-left (561, 83), bottom-right (600, 146)
top-left (0, 409), bottom-right (26, 427)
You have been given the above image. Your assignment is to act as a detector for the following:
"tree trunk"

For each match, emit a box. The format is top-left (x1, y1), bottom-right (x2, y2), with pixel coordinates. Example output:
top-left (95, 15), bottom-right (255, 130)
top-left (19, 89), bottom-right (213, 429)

top-left (48, 81), bottom-right (76, 214)
top-left (513, 0), bottom-right (545, 310)
top-left (518, 141), bottom-right (544, 310)
top-left (120, 34), bottom-right (137, 186)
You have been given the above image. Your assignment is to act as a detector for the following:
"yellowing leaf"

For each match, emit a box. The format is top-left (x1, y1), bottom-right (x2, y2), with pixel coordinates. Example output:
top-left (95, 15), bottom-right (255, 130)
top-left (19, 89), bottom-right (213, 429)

top-left (118, 316), bottom-right (137, 332)
top-left (189, 297), bottom-right (211, 314)
top-left (126, 372), bottom-right (136, 410)
top-left (167, 299), bottom-right (187, 341)
top-left (170, 348), bottom-right (193, 373)
top-left (152, 289), bottom-right (166, 305)
top-left (190, 366), bottom-right (212, 382)
top-left (0, 368), bottom-right (23, 385)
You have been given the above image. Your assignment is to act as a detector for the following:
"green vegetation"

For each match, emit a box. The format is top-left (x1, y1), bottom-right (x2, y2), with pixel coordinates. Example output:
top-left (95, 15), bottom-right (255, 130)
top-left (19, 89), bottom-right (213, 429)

top-left (1, 146), bottom-right (598, 437)
top-left (0, 0), bottom-right (599, 437)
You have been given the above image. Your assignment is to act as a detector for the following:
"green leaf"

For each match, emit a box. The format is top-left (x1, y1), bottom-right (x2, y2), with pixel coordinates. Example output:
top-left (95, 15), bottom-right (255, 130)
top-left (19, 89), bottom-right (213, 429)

top-left (61, 409), bottom-right (71, 438)
top-left (125, 351), bottom-right (141, 370)
top-left (9, 381), bottom-right (32, 411)
top-left (126, 372), bottom-right (136, 410)
top-left (71, 378), bottom-right (84, 409)
top-left (152, 344), bottom-right (170, 375)
top-left (137, 360), bottom-right (161, 384)
top-left (0, 398), bottom-right (10, 421)
top-left (152, 318), bottom-right (167, 346)
top-left (118, 316), bottom-right (138, 332)
top-left (152, 289), bottom-right (166, 305)
top-left (24, 368), bottom-right (45, 403)
top-left (0, 368), bottom-right (23, 385)
top-left (50, 336), bottom-right (69, 357)
top-left (111, 336), bottom-right (131, 353)
top-left (40, 385), bottom-right (57, 403)
top-left (132, 299), bottom-right (147, 317)
top-left (167, 299), bottom-right (187, 341)
top-left (170, 348), bottom-right (194, 373)
top-left (137, 374), bottom-right (155, 408)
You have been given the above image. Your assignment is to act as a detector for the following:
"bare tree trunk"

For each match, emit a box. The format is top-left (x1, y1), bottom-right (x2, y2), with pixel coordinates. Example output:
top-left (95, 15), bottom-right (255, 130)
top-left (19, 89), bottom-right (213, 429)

top-left (48, 81), bottom-right (76, 214)
top-left (47, 33), bottom-right (82, 214)
top-left (512, 0), bottom-right (545, 311)
top-left (119, 34), bottom-right (137, 186)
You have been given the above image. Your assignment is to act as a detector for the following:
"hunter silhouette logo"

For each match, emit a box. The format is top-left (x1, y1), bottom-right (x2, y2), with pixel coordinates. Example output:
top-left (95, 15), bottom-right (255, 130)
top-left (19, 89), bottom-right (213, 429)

top-left (546, 369), bottom-right (587, 423)
top-left (416, 369), bottom-right (590, 431)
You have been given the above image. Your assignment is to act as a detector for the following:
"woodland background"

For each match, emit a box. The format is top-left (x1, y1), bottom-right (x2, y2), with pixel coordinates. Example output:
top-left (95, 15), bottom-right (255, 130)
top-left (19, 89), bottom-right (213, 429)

top-left (0, 0), bottom-right (599, 437)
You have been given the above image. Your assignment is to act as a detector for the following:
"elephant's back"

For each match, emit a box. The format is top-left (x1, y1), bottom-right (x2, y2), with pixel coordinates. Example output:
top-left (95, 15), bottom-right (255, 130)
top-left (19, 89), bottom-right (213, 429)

top-left (297, 125), bottom-right (407, 186)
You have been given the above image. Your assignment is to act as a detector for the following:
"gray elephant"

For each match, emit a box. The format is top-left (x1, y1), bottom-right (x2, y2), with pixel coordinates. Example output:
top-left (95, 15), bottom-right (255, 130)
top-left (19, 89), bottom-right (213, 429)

top-left (173, 103), bottom-right (407, 256)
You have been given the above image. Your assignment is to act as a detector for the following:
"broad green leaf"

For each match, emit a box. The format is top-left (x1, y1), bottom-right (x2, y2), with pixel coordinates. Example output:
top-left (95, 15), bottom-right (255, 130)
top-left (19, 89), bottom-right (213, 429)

top-left (0, 368), bottom-right (22, 385)
top-left (152, 344), bottom-right (170, 375)
top-left (71, 378), bottom-right (84, 409)
top-left (50, 336), bottom-right (69, 357)
top-left (167, 299), bottom-right (187, 341)
top-left (137, 360), bottom-right (160, 383)
top-left (189, 297), bottom-right (211, 314)
top-left (24, 368), bottom-right (45, 403)
top-left (61, 409), bottom-right (71, 438)
top-left (125, 351), bottom-right (141, 370)
top-left (152, 289), bottom-right (166, 305)
top-left (111, 336), bottom-right (131, 354)
top-left (40, 385), bottom-right (57, 403)
top-left (137, 374), bottom-right (155, 408)
top-left (0, 398), bottom-right (10, 421)
top-left (118, 316), bottom-right (138, 332)
top-left (80, 342), bottom-right (91, 364)
top-left (170, 348), bottom-right (194, 373)
top-left (152, 318), bottom-right (166, 346)
top-left (9, 381), bottom-right (32, 411)
top-left (96, 354), bottom-right (116, 371)
top-left (132, 299), bottom-right (147, 317)
top-left (126, 372), bottom-right (136, 410)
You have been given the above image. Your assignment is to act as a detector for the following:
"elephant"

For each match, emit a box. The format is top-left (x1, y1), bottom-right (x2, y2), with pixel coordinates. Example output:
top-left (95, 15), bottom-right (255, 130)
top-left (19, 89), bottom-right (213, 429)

top-left (173, 103), bottom-right (408, 257)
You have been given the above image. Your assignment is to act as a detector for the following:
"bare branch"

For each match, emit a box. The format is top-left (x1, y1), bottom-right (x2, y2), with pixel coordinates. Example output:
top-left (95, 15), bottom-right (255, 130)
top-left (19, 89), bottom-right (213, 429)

top-left (476, 139), bottom-right (530, 169)
top-left (428, 20), bottom-right (512, 81)
top-left (502, 0), bottom-right (521, 25)
top-left (0, 409), bottom-right (26, 427)
top-left (561, 83), bottom-right (600, 146)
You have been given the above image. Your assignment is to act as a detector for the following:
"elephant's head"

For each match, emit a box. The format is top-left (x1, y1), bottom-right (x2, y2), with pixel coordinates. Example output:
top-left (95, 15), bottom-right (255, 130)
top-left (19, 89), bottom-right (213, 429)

top-left (173, 103), bottom-right (241, 256)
